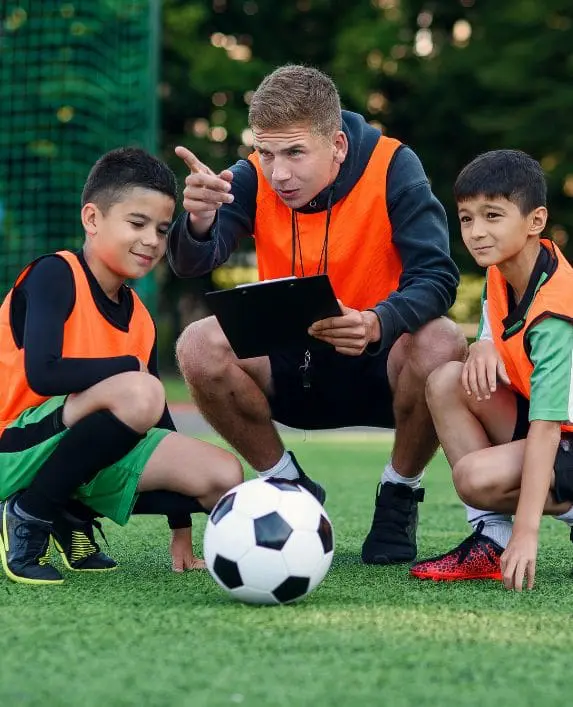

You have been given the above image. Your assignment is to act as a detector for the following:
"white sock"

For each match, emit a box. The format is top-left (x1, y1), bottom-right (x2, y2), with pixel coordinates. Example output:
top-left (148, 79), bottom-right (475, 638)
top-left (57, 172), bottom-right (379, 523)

top-left (465, 504), bottom-right (512, 549)
top-left (257, 451), bottom-right (299, 481)
top-left (554, 505), bottom-right (573, 526)
top-left (381, 463), bottom-right (424, 490)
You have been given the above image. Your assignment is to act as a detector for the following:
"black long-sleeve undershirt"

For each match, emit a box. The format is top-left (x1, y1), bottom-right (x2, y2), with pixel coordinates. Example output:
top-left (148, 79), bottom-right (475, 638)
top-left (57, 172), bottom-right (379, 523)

top-left (12, 251), bottom-right (190, 527)
top-left (11, 251), bottom-right (175, 430)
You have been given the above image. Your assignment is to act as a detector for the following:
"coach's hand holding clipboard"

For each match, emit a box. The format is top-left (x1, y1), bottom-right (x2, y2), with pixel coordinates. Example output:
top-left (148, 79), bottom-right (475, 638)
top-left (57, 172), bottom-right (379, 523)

top-left (206, 275), bottom-right (381, 360)
top-left (308, 300), bottom-right (381, 357)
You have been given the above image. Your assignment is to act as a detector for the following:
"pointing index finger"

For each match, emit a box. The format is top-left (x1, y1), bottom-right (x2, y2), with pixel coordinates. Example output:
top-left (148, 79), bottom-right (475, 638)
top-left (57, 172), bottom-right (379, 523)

top-left (175, 145), bottom-right (212, 175)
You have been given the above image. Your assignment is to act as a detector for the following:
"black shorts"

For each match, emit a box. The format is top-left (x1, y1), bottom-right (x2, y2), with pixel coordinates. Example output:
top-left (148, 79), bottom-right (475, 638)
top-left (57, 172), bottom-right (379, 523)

top-left (268, 346), bottom-right (395, 430)
top-left (511, 394), bottom-right (573, 504)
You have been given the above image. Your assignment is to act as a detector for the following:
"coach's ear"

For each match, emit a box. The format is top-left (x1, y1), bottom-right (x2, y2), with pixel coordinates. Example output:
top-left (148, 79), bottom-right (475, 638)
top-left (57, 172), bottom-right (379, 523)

top-left (333, 130), bottom-right (348, 164)
top-left (81, 202), bottom-right (99, 236)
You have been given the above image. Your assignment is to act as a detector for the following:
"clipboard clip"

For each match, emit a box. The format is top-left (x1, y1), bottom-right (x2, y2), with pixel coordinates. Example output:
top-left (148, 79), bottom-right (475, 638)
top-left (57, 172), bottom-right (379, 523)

top-left (299, 349), bottom-right (312, 390)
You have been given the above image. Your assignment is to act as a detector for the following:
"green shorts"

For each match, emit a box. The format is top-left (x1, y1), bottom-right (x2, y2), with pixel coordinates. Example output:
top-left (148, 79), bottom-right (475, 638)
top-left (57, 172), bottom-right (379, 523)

top-left (0, 396), bottom-right (171, 525)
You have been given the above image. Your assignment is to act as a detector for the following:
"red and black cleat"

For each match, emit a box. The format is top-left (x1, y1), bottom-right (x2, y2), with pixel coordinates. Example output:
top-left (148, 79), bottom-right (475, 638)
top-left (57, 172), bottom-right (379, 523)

top-left (410, 521), bottom-right (503, 581)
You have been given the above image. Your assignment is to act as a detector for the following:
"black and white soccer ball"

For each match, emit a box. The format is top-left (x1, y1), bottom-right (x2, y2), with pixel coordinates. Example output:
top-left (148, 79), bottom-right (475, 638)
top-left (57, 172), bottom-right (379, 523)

top-left (204, 478), bottom-right (334, 605)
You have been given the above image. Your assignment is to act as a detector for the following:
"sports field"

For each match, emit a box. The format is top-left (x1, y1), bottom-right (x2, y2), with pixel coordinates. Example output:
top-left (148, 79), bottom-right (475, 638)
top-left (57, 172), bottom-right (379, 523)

top-left (1, 435), bottom-right (570, 706)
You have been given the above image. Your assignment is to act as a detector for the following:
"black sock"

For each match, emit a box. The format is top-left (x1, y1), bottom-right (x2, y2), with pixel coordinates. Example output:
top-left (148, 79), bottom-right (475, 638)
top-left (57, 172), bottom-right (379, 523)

top-left (64, 499), bottom-right (100, 522)
top-left (133, 490), bottom-right (208, 529)
top-left (18, 409), bottom-right (143, 522)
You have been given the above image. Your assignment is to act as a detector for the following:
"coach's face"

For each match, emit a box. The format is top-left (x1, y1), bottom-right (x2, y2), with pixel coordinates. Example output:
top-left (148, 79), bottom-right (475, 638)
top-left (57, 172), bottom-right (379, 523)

top-left (252, 123), bottom-right (348, 209)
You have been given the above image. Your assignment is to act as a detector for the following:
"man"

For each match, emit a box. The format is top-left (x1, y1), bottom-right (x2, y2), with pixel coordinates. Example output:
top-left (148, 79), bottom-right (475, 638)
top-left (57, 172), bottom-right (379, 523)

top-left (168, 65), bottom-right (466, 565)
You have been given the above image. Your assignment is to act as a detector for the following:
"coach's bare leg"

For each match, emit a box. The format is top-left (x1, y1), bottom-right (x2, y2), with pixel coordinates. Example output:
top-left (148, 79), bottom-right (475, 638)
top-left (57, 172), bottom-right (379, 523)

top-left (386, 318), bottom-right (467, 477)
top-left (176, 317), bottom-right (283, 470)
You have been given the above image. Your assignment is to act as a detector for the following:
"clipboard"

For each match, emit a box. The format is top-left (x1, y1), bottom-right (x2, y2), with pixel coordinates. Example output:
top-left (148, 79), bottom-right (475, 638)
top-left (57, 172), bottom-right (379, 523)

top-left (205, 274), bottom-right (342, 359)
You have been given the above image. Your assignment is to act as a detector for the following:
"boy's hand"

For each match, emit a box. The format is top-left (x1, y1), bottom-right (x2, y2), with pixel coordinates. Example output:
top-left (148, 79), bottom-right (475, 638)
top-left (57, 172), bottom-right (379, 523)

top-left (175, 145), bottom-right (234, 235)
top-left (500, 531), bottom-right (538, 591)
top-left (170, 527), bottom-right (206, 572)
top-left (309, 301), bottom-right (380, 356)
top-left (462, 340), bottom-right (510, 400)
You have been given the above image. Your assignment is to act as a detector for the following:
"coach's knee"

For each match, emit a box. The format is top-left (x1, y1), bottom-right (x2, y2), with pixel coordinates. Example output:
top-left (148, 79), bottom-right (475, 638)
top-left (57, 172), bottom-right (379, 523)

top-left (176, 317), bottom-right (233, 386)
top-left (111, 372), bottom-right (165, 433)
top-left (425, 360), bottom-right (465, 414)
top-left (411, 318), bottom-right (467, 381)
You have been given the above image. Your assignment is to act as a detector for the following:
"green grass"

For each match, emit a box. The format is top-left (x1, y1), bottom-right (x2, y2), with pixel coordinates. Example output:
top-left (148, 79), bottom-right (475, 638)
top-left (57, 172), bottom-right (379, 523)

top-left (162, 373), bottom-right (192, 404)
top-left (1, 436), bottom-right (571, 706)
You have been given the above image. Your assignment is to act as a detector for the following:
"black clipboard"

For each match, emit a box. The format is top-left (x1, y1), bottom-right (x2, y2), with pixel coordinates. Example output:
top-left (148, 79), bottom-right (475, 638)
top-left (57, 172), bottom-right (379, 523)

top-left (205, 274), bottom-right (342, 359)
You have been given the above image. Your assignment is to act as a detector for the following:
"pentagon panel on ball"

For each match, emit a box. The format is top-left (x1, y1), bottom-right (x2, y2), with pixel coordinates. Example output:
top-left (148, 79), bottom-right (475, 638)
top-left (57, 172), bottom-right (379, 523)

top-left (204, 478), bottom-right (334, 605)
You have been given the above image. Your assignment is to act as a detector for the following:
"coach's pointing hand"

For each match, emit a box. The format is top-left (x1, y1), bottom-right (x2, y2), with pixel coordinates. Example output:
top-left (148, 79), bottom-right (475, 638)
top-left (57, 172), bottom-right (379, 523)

top-left (175, 145), bottom-right (234, 235)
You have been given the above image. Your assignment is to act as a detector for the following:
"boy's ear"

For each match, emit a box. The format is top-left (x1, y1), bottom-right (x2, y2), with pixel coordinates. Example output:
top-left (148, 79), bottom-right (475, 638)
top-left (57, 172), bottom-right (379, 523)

top-left (81, 203), bottom-right (99, 236)
top-left (529, 206), bottom-right (548, 235)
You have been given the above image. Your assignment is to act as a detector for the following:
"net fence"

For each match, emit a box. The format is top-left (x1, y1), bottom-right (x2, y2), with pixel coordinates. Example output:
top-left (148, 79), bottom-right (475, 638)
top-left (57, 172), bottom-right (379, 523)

top-left (0, 0), bottom-right (159, 299)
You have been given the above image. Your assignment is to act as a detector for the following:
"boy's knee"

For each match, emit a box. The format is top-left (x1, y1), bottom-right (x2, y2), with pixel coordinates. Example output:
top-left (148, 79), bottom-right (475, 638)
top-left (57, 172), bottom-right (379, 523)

top-left (425, 360), bottom-right (465, 409)
top-left (114, 373), bottom-right (165, 430)
top-left (176, 318), bottom-right (231, 384)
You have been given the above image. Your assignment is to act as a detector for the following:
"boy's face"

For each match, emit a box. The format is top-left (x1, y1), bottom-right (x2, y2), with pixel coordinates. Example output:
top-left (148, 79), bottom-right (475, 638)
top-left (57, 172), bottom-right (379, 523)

top-left (252, 123), bottom-right (347, 209)
top-left (457, 196), bottom-right (546, 268)
top-left (82, 187), bottom-right (175, 280)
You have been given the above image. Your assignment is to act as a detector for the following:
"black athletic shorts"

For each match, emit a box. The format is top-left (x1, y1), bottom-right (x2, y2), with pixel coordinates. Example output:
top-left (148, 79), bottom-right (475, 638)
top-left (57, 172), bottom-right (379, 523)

top-left (268, 345), bottom-right (395, 430)
top-left (511, 394), bottom-right (573, 503)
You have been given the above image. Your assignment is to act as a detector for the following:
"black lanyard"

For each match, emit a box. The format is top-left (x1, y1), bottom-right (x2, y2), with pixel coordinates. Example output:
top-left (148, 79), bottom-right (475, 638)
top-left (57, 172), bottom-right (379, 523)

top-left (290, 185), bottom-right (335, 277)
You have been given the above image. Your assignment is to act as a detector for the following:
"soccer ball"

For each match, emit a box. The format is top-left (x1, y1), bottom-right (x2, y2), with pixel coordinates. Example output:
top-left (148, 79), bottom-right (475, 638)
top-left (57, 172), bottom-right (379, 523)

top-left (204, 478), bottom-right (334, 605)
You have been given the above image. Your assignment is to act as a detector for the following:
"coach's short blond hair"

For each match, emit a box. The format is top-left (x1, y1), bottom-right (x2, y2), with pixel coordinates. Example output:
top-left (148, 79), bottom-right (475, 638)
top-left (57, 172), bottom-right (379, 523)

top-left (248, 65), bottom-right (342, 139)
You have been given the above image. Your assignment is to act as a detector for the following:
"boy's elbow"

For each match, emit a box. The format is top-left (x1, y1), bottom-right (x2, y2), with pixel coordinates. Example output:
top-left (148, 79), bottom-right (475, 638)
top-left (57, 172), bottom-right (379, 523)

top-left (26, 367), bottom-right (57, 397)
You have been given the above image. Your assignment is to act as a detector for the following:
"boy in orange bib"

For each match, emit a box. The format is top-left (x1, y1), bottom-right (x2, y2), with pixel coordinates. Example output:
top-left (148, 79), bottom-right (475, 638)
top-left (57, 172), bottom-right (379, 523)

top-left (410, 150), bottom-right (573, 590)
top-left (0, 147), bottom-right (242, 585)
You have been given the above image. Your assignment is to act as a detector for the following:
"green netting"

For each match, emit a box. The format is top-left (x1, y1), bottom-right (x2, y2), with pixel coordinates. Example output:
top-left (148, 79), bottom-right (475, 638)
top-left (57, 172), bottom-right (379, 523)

top-left (0, 0), bottom-right (159, 300)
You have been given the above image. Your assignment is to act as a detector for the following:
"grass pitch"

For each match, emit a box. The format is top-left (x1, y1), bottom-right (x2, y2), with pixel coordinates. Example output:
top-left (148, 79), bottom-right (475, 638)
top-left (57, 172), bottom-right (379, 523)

top-left (1, 436), bottom-right (570, 706)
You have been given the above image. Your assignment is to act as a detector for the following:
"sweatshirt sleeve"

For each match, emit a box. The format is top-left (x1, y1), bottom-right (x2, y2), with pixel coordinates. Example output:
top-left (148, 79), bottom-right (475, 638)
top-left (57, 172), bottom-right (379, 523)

top-left (369, 146), bottom-right (460, 351)
top-left (167, 159), bottom-right (258, 278)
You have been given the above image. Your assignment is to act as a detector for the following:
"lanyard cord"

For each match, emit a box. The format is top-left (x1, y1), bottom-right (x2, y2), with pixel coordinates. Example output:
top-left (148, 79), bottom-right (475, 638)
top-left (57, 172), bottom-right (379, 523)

top-left (290, 184), bottom-right (335, 277)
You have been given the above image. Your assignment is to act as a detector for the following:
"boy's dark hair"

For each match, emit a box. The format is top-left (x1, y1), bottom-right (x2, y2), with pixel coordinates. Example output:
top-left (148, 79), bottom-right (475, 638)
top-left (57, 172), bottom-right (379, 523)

top-left (454, 149), bottom-right (547, 215)
top-left (81, 147), bottom-right (178, 213)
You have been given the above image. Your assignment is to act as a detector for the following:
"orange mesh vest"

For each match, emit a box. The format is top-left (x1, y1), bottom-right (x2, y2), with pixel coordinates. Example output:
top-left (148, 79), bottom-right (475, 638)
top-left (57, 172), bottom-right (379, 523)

top-left (0, 250), bottom-right (155, 435)
top-left (248, 136), bottom-right (403, 311)
top-left (487, 239), bottom-right (573, 433)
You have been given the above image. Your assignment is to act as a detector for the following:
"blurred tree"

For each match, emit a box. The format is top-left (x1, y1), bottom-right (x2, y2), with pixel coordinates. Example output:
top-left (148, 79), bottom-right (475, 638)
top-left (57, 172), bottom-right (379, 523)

top-left (332, 0), bottom-right (573, 268)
